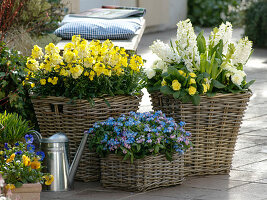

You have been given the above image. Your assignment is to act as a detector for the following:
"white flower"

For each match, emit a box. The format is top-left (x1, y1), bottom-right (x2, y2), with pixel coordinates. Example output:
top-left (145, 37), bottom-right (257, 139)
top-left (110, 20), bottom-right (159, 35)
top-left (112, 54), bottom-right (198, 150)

top-left (176, 19), bottom-right (200, 71)
top-left (149, 40), bottom-right (180, 63)
top-left (232, 37), bottom-right (253, 65)
top-left (0, 174), bottom-right (4, 187)
top-left (151, 60), bottom-right (168, 72)
top-left (145, 68), bottom-right (156, 79)
top-left (209, 21), bottom-right (232, 53)
top-left (231, 73), bottom-right (244, 85)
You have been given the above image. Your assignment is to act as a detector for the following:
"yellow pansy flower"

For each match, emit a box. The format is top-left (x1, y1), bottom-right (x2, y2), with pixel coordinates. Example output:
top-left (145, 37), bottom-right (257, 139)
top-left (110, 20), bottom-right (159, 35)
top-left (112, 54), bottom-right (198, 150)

top-left (188, 86), bottom-right (197, 96)
top-left (40, 79), bottom-right (46, 85)
top-left (6, 153), bottom-right (15, 163)
top-left (22, 155), bottom-right (31, 167)
top-left (31, 83), bottom-right (35, 88)
top-left (178, 70), bottom-right (186, 76)
top-left (43, 175), bottom-right (54, 185)
top-left (31, 160), bottom-right (41, 169)
top-left (31, 45), bottom-right (43, 59)
top-left (172, 80), bottom-right (181, 91)
top-left (84, 71), bottom-right (89, 76)
top-left (5, 184), bottom-right (15, 190)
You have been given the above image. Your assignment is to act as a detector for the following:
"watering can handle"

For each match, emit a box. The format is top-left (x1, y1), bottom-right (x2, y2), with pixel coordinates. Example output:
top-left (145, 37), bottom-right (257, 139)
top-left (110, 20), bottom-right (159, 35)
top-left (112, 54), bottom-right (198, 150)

top-left (29, 130), bottom-right (42, 143)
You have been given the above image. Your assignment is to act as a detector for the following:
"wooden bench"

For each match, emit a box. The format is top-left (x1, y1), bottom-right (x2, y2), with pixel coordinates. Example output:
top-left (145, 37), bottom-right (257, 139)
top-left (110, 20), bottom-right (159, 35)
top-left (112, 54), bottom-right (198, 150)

top-left (56, 19), bottom-right (146, 52)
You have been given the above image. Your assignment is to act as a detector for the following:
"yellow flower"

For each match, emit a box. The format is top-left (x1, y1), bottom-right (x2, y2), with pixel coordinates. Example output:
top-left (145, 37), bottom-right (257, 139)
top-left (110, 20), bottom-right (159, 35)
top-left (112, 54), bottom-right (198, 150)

top-left (0, 151), bottom-right (3, 155)
top-left (84, 71), bottom-right (89, 76)
top-left (26, 58), bottom-right (39, 72)
top-left (189, 72), bottom-right (197, 78)
top-left (45, 43), bottom-right (60, 55)
top-left (70, 65), bottom-right (84, 79)
top-left (89, 71), bottom-right (95, 81)
top-left (31, 160), bottom-right (41, 169)
top-left (202, 84), bottom-right (208, 93)
top-left (31, 45), bottom-right (43, 59)
top-left (189, 78), bottom-right (196, 84)
top-left (172, 80), bottom-right (181, 91)
top-left (48, 77), bottom-right (52, 83)
top-left (43, 175), bottom-right (54, 185)
top-left (6, 153), bottom-right (15, 163)
top-left (5, 184), bottom-right (15, 190)
top-left (161, 79), bottom-right (167, 86)
top-left (22, 155), bottom-right (31, 167)
top-left (178, 70), bottom-right (186, 76)
top-left (40, 79), bottom-right (46, 85)
top-left (188, 86), bottom-right (197, 96)
top-left (51, 77), bottom-right (58, 85)
top-left (31, 83), bottom-right (35, 88)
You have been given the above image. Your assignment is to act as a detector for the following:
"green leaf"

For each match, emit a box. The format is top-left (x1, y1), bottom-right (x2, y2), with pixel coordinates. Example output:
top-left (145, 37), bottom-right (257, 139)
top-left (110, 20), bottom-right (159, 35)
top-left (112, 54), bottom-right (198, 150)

top-left (0, 72), bottom-right (6, 77)
top-left (155, 145), bottom-right (160, 153)
top-left (160, 86), bottom-right (173, 95)
top-left (167, 66), bottom-right (180, 77)
top-left (165, 151), bottom-right (172, 161)
top-left (173, 91), bottom-right (180, 99)
top-left (103, 98), bottom-right (111, 107)
top-left (197, 31), bottom-right (206, 54)
top-left (212, 79), bottom-right (226, 89)
top-left (244, 80), bottom-right (255, 89)
top-left (137, 144), bottom-right (141, 152)
top-left (192, 95), bottom-right (200, 105)
top-left (15, 182), bottom-right (23, 188)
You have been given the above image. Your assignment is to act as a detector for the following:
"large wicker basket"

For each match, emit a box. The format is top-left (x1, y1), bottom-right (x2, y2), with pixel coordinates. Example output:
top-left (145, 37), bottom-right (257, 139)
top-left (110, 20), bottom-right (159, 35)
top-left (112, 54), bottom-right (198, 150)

top-left (31, 95), bottom-right (141, 182)
top-left (150, 92), bottom-right (251, 176)
top-left (101, 153), bottom-right (184, 192)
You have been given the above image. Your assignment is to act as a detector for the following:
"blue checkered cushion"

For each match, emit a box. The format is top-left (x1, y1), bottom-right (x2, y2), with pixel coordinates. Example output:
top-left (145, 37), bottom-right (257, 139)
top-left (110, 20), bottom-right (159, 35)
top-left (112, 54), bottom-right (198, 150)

top-left (54, 18), bottom-right (141, 40)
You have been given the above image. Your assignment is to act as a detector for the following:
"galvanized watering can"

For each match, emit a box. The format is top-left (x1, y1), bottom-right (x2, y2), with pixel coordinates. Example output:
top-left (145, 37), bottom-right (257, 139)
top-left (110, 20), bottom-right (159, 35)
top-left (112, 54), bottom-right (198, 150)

top-left (35, 132), bottom-right (89, 192)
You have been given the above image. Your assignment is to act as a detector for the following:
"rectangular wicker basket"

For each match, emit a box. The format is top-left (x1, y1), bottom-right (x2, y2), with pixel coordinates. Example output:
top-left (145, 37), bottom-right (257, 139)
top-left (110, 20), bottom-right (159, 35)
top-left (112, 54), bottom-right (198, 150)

top-left (31, 95), bottom-right (141, 182)
top-left (150, 92), bottom-right (251, 176)
top-left (100, 153), bottom-right (184, 192)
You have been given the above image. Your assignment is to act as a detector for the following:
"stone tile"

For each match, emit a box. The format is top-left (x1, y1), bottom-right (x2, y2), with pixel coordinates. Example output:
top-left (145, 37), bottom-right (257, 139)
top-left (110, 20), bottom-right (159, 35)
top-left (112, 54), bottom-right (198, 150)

top-left (181, 177), bottom-right (247, 190)
top-left (205, 170), bottom-right (267, 182)
top-left (120, 194), bottom-right (185, 200)
top-left (196, 190), bottom-right (265, 200)
top-left (144, 184), bottom-right (219, 200)
top-left (227, 182), bottom-right (267, 198)
top-left (235, 160), bottom-right (267, 173)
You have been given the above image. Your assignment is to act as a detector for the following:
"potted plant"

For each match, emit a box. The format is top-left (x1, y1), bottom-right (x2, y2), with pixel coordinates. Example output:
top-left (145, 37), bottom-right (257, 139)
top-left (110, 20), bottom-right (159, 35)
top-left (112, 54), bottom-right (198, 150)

top-left (0, 134), bottom-right (54, 200)
top-left (88, 111), bottom-right (192, 191)
top-left (24, 35), bottom-right (145, 182)
top-left (145, 19), bottom-right (254, 176)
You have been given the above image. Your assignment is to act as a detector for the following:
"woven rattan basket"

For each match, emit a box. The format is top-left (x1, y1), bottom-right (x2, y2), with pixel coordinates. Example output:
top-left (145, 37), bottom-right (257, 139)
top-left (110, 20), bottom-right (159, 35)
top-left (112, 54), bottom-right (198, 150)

top-left (31, 95), bottom-right (141, 182)
top-left (101, 153), bottom-right (184, 192)
top-left (150, 92), bottom-right (251, 176)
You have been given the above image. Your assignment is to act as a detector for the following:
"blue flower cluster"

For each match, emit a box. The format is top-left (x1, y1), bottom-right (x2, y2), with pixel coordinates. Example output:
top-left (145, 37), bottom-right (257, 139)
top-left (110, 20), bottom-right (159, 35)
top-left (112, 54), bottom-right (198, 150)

top-left (88, 111), bottom-right (193, 161)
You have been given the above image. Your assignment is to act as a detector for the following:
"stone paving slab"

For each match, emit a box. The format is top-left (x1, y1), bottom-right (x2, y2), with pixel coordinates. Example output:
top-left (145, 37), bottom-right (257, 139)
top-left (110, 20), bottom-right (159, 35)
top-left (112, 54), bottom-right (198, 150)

top-left (41, 28), bottom-right (267, 200)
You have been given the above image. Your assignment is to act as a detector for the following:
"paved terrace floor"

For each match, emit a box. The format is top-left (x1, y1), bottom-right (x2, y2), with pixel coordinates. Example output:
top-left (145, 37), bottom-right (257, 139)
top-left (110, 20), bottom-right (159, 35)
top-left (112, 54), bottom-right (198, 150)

top-left (41, 28), bottom-right (267, 200)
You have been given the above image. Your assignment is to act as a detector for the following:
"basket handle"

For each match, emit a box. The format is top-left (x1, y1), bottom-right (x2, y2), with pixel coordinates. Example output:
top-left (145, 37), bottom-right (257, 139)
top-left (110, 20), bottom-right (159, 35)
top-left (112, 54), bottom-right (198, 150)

top-left (50, 104), bottom-right (64, 115)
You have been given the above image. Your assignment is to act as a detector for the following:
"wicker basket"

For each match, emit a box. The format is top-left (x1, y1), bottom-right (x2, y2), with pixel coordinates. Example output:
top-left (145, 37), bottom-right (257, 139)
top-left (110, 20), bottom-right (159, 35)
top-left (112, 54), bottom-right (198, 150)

top-left (31, 95), bottom-right (141, 182)
top-left (100, 154), bottom-right (184, 192)
top-left (150, 92), bottom-right (251, 176)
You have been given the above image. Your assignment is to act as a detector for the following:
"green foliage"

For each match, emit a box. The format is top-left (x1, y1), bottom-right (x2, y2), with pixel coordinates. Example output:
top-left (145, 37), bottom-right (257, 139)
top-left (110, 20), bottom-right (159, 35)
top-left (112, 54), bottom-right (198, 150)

top-left (0, 112), bottom-right (31, 145)
top-left (0, 136), bottom-right (52, 187)
top-left (188, 0), bottom-right (240, 26)
top-left (244, 0), bottom-right (267, 47)
top-left (14, 0), bottom-right (65, 35)
top-left (0, 42), bottom-right (37, 128)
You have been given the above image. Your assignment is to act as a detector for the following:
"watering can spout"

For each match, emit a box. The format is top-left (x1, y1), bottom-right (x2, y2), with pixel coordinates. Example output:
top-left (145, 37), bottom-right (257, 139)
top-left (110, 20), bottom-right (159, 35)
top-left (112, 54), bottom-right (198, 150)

top-left (68, 131), bottom-right (89, 186)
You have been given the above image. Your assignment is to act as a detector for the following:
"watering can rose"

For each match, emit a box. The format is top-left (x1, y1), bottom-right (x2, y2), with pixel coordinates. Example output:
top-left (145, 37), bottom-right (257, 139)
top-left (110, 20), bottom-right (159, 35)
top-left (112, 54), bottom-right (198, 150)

top-left (145, 19), bottom-right (254, 105)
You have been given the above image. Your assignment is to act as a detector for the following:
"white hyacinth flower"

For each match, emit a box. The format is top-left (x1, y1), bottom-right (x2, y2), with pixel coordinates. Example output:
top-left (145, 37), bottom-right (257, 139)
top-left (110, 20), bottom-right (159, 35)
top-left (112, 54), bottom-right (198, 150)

top-left (151, 60), bottom-right (168, 73)
top-left (232, 37), bottom-right (253, 65)
top-left (149, 40), bottom-right (180, 63)
top-left (176, 19), bottom-right (200, 71)
top-left (209, 21), bottom-right (233, 53)
top-left (145, 68), bottom-right (156, 79)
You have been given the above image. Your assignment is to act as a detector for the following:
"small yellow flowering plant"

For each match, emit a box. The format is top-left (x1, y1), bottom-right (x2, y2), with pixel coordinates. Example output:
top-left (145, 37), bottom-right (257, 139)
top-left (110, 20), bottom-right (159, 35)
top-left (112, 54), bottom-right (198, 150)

top-left (25, 35), bottom-right (145, 101)
top-left (146, 19), bottom-right (254, 105)
top-left (0, 134), bottom-right (54, 189)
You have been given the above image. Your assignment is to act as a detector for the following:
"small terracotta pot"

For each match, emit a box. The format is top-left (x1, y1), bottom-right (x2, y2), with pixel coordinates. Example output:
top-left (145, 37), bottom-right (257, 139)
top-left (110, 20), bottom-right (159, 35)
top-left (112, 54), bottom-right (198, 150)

top-left (6, 183), bottom-right (42, 200)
